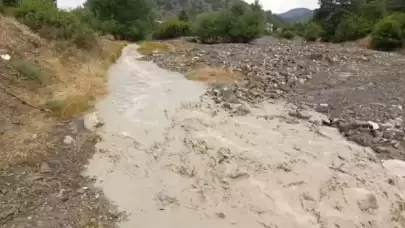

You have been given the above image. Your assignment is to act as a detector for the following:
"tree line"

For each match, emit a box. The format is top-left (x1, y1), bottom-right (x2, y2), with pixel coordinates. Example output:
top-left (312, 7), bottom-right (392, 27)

top-left (1, 0), bottom-right (403, 51)
top-left (0, 0), bottom-right (267, 47)
top-left (282, 0), bottom-right (405, 50)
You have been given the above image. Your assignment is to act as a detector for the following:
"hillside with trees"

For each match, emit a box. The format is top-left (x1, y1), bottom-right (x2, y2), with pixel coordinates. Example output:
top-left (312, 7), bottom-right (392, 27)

top-left (278, 0), bottom-right (405, 51)
top-left (278, 8), bottom-right (314, 23)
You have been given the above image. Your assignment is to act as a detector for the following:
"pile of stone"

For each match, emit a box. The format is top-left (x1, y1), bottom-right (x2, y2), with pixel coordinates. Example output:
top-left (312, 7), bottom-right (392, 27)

top-left (143, 37), bottom-right (405, 159)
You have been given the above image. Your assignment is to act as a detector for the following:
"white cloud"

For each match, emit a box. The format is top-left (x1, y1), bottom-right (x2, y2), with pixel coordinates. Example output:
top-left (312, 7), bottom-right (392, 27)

top-left (244, 0), bottom-right (319, 14)
top-left (57, 0), bottom-right (85, 9)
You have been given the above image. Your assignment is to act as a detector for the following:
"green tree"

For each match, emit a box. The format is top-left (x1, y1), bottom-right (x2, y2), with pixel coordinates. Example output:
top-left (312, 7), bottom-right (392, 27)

top-left (387, 0), bottom-right (405, 13)
top-left (334, 14), bottom-right (372, 41)
top-left (193, 0), bottom-right (265, 43)
top-left (371, 17), bottom-right (403, 50)
top-left (86, 0), bottom-right (155, 40)
top-left (154, 18), bottom-right (190, 39)
top-left (388, 12), bottom-right (405, 34)
top-left (304, 22), bottom-right (323, 41)
top-left (13, 0), bottom-right (97, 48)
top-left (178, 9), bottom-right (188, 21)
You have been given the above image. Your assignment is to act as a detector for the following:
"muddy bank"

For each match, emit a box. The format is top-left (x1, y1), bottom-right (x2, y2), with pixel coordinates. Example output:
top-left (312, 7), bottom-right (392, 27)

top-left (142, 37), bottom-right (405, 159)
top-left (85, 44), bottom-right (405, 228)
top-left (0, 122), bottom-right (120, 228)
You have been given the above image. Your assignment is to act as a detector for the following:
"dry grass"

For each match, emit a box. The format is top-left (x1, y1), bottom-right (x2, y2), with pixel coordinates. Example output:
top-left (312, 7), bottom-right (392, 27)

top-left (186, 66), bottom-right (243, 84)
top-left (137, 41), bottom-right (171, 55)
top-left (0, 16), bottom-right (126, 167)
top-left (137, 40), bottom-right (191, 55)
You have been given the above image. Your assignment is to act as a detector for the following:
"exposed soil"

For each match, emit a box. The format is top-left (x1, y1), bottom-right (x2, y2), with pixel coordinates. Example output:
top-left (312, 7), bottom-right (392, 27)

top-left (142, 37), bottom-right (405, 160)
top-left (0, 16), bottom-right (123, 228)
top-left (0, 106), bottom-right (121, 228)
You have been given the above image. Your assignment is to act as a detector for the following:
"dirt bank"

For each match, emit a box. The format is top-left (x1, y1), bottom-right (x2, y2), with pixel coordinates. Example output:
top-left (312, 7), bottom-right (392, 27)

top-left (86, 44), bottom-right (405, 228)
top-left (0, 16), bottom-right (124, 227)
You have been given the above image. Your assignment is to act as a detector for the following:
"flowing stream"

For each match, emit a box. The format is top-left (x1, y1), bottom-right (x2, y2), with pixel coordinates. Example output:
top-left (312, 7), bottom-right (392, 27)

top-left (85, 44), bottom-right (404, 228)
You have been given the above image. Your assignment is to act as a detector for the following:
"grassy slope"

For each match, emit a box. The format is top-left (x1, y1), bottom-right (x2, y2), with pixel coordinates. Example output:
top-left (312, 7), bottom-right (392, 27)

top-left (0, 15), bottom-right (125, 167)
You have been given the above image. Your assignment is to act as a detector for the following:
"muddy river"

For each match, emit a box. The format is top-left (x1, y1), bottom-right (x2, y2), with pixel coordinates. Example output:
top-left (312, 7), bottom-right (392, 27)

top-left (85, 44), bottom-right (405, 228)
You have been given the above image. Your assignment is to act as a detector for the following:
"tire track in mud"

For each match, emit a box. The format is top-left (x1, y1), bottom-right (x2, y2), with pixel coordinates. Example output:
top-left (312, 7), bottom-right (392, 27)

top-left (84, 44), bottom-right (405, 228)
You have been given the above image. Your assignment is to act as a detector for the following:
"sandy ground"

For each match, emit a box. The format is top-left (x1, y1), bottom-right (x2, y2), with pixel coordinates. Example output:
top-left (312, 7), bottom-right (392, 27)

top-left (85, 45), bottom-right (405, 228)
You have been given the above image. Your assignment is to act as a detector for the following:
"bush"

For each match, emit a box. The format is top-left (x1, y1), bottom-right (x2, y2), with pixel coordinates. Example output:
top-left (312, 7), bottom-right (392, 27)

top-left (334, 15), bottom-right (372, 42)
top-left (193, 11), bottom-right (229, 43)
top-left (11, 58), bottom-right (43, 82)
top-left (304, 22), bottom-right (323, 41)
top-left (371, 18), bottom-right (403, 51)
top-left (154, 18), bottom-right (190, 39)
top-left (388, 13), bottom-right (405, 36)
top-left (12, 0), bottom-right (97, 49)
top-left (281, 29), bottom-right (295, 39)
top-left (86, 0), bottom-right (155, 41)
top-left (193, 1), bottom-right (265, 44)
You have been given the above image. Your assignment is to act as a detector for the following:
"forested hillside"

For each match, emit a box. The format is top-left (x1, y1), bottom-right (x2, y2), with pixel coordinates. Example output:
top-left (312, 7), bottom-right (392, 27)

top-left (278, 8), bottom-right (314, 23)
top-left (155, 0), bottom-right (285, 26)
top-left (313, 0), bottom-right (405, 43)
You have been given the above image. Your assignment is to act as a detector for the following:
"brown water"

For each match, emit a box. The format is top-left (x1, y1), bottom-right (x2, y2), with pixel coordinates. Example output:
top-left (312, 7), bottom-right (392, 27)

top-left (85, 44), bottom-right (405, 228)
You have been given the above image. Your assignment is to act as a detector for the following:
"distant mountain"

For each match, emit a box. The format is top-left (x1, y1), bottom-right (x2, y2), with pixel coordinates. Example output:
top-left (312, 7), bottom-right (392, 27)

top-left (278, 8), bottom-right (314, 23)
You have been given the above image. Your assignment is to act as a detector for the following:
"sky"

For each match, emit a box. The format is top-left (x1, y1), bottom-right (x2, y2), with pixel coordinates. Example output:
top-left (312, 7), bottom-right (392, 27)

top-left (57, 0), bottom-right (319, 14)
top-left (245, 0), bottom-right (319, 13)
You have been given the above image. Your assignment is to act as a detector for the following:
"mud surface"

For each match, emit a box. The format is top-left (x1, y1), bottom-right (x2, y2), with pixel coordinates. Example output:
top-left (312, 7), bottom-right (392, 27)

top-left (86, 44), bottom-right (405, 228)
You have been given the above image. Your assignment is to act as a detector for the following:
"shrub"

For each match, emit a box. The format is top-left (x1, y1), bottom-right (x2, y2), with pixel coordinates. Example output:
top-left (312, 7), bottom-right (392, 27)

top-left (304, 22), bottom-right (323, 41)
top-left (178, 10), bottom-right (188, 22)
top-left (154, 18), bottom-right (190, 39)
top-left (193, 11), bottom-right (228, 43)
top-left (11, 58), bottom-right (43, 82)
top-left (86, 0), bottom-right (155, 41)
top-left (137, 41), bottom-right (171, 55)
top-left (281, 29), bottom-right (295, 39)
top-left (334, 15), bottom-right (372, 42)
top-left (193, 1), bottom-right (265, 44)
top-left (13, 0), bottom-right (97, 49)
top-left (371, 18), bottom-right (403, 51)
top-left (388, 13), bottom-right (405, 36)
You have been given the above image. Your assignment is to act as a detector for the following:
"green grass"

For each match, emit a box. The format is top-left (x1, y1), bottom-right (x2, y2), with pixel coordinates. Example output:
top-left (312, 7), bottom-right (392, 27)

top-left (11, 58), bottom-right (43, 82)
top-left (46, 95), bottom-right (94, 120)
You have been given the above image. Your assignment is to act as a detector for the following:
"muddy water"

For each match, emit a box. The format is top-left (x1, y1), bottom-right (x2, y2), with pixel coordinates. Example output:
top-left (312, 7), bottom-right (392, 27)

top-left (86, 45), bottom-right (405, 228)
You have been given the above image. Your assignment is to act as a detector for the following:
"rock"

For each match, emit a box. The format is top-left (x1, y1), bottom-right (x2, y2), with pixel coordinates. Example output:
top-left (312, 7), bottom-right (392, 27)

top-left (216, 212), bottom-right (226, 219)
top-left (63, 135), bottom-right (75, 145)
top-left (347, 188), bottom-right (378, 211)
top-left (220, 87), bottom-right (239, 104)
top-left (374, 146), bottom-right (394, 154)
top-left (367, 121), bottom-right (380, 130)
top-left (383, 128), bottom-right (405, 140)
top-left (1, 54), bottom-right (11, 61)
top-left (316, 103), bottom-right (329, 113)
top-left (289, 110), bottom-right (312, 120)
top-left (232, 104), bottom-right (250, 116)
top-left (40, 162), bottom-right (51, 173)
top-left (213, 97), bottom-right (222, 104)
top-left (347, 133), bottom-right (372, 147)
top-left (84, 112), bottom-right (104, 131)
top-left (223, 103), bottom-right (232, 110)
top-left (309, 113), bottom-right (330, 126)
top-left (382, 159), bottom-right (405, 177)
